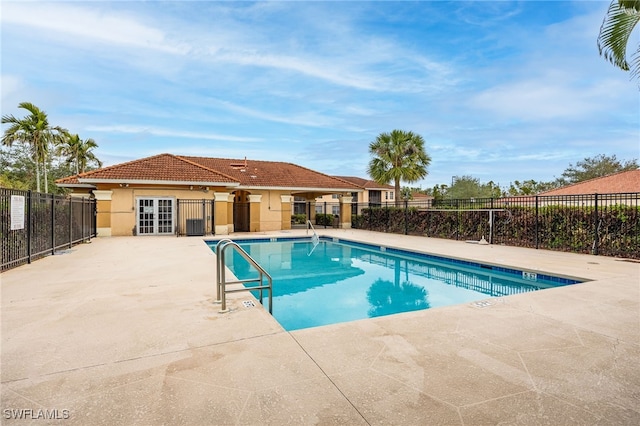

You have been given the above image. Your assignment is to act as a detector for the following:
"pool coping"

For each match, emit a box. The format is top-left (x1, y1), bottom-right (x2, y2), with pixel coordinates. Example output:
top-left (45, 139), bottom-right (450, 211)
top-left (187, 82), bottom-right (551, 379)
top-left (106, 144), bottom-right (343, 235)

top-left (2, 229), bottom-right (639, 425)
top-left (206, 235), bottom-right (588, 285)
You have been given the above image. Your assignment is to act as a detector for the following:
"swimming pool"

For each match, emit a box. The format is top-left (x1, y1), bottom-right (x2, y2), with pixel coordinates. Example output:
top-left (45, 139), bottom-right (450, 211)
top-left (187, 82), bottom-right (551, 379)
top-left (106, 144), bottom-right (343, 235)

top-left (209, 237), bottom-right (584, 331)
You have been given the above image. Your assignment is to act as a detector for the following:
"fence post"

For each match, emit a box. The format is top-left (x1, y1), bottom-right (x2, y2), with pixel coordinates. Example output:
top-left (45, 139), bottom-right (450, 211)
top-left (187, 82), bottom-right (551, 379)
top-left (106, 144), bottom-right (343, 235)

top-left (80, 197), bottom-right (84, 242)
top-left (51, 194), bottom-right (56, 254)
top-left (69, 196), bottom-right (73, 248)
top-left (93, 199), bottom-right (97, 238)
top-left (176, 199), bottom-right (181, 236)
top-left (215, 199), bottom-right (218, 234)
top-left (455, 199), bottom-right (459, 240)
top-left (202, 199), bottom-right (206, 235)
top-left (324, 202), bottom-right (327, 228)
top-left (593, 193), bottom-right (599, 255)
top-left (27, 190), bottom-right (32, 264)
top-left (535, 196), bottom-right (539, 249)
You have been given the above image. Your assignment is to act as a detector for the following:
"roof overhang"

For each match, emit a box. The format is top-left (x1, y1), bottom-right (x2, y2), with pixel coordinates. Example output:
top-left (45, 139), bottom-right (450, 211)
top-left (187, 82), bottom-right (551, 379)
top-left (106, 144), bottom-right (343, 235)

top-left (78, 178), bottom-right (240, 187)
top-left (56, 183), bottom-right (97, 189)
top-left (237, 186), bottom-right (363, 192)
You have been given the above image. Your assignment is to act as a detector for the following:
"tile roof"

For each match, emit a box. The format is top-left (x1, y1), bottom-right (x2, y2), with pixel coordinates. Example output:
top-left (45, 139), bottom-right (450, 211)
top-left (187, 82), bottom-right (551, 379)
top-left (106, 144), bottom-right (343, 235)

top-left (179, 156), bottom-right (357, 190)
top-left (334, 176), bottom-right (393, 190)
top-left (410, 192), bottom-right (433, 200)
top-left (57, 153), bottom-right (360, 191)
top-left (56, 153), bottom-right (236, 185)
top-left (538, 169), bottom-right (640, 196)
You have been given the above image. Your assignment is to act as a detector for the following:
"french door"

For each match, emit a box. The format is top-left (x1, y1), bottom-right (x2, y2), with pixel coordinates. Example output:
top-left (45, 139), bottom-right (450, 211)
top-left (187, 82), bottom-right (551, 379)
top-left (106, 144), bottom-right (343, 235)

top-left (137, 197), bottom-right (174, 235)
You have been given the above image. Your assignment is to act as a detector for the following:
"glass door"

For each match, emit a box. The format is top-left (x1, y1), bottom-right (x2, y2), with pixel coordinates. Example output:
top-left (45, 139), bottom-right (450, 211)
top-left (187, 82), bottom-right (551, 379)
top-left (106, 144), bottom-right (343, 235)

top-left (137, 198), bottom-right (174, 235)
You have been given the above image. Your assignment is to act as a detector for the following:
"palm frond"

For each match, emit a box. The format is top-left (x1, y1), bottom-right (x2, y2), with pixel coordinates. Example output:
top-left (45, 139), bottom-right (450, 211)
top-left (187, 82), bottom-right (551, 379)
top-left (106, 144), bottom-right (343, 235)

top-left (598, 0), bottom-right (640, 72)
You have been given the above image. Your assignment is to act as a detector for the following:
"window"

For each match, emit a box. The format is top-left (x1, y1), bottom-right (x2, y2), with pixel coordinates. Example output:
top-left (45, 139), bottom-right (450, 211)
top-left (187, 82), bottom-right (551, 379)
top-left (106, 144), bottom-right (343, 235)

top-left (332, 206), bottom-right (340, 215)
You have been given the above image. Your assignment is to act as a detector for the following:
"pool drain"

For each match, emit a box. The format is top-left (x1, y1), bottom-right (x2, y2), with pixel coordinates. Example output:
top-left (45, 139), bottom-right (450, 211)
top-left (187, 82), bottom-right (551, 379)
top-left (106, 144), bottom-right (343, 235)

top-left (242, 300), bottom-right (256, 308)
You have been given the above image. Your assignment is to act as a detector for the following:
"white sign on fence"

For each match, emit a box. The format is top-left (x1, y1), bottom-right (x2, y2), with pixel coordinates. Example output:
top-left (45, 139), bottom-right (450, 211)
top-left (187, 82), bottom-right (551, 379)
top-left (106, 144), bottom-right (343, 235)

top-left (10, 195), bottom-right (25, 230)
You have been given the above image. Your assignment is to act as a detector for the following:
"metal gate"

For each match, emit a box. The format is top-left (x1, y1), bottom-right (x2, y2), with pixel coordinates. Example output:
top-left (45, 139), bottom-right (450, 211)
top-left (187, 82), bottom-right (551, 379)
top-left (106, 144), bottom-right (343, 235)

top-left (176, 199), bottom-right (215, 236)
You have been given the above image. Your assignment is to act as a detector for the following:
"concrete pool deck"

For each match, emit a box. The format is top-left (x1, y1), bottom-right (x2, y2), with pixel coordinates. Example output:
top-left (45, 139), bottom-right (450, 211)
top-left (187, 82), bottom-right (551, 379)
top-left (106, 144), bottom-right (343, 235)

top-left (1, 229), bottom-right (638, 425)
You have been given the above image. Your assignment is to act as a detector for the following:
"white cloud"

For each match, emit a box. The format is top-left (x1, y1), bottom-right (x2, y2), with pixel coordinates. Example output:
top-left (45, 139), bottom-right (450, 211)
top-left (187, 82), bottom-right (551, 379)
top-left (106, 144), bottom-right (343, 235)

top-left (86, 125), bottom-right (262, 143)
top-left (1, 2), bottom-right (189, 54)
top-left (208, 99), bottom-right (338, 128)
top-left (0, 74), bottom-right (25, 106)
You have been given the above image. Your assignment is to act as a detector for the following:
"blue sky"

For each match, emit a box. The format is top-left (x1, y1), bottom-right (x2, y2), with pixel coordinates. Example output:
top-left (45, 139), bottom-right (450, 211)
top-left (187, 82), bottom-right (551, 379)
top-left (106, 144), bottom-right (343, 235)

top-left (2, 0), bottom-right (638, 190)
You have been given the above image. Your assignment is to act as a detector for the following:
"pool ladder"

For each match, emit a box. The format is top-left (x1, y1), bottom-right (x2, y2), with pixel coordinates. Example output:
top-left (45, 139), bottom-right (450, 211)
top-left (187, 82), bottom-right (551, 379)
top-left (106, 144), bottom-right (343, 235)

top-left (306, 220), bottom-right (320, 256)
top-left (215, 238), bottom-right (273, 314)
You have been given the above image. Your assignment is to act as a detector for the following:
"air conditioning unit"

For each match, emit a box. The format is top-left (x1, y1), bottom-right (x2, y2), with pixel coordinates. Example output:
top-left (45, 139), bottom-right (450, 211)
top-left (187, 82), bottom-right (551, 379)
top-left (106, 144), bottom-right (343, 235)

top-left (186, 219), bottom-right (204, 236)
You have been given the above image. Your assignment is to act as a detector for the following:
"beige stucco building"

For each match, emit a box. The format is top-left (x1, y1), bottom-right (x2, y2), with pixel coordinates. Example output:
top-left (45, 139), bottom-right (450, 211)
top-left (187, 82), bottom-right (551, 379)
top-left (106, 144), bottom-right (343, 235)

top-left (56, 154), bottom-right (361, 237)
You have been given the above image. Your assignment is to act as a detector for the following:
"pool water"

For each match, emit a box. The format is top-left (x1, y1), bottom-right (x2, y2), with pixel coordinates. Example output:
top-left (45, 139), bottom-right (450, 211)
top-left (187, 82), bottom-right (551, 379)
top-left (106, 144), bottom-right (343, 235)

top-left (214, 237), bottom-right (582, 331)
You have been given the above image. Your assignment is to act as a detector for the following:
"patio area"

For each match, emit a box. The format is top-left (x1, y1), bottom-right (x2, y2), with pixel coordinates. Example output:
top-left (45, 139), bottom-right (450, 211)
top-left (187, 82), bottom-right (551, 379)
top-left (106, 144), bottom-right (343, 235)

top-left (1, 229), bottom-right (638, 425)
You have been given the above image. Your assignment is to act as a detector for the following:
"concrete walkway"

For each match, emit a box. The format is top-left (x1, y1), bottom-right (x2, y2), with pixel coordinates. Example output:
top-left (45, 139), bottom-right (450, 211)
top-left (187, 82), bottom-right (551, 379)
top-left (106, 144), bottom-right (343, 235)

top-left (1, 229), bottom-right (638, 425)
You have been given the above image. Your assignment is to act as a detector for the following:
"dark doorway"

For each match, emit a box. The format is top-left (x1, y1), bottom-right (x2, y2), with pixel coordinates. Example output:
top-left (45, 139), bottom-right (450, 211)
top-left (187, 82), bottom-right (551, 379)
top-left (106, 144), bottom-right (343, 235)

top-left (233, 190), bottom-right (250, 232)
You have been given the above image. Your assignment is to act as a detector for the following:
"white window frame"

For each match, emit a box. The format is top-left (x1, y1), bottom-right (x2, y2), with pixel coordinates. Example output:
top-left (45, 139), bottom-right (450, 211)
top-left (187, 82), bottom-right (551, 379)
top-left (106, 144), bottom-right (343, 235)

top-left (136, 197), bottom-right (175, 236)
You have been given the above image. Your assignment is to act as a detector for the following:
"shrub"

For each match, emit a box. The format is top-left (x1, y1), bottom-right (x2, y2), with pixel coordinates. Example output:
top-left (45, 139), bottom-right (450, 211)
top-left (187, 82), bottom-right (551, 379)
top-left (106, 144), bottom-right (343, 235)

top-left (291, 214), bottom-right (307, 224)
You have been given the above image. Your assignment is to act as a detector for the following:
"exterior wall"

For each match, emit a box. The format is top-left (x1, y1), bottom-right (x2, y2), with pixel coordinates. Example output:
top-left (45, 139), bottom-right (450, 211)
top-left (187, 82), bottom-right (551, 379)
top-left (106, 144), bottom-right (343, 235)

top-left (85, 185), bottom-right (357, 236)
top-left (249, 194), bottom-right (262, 232)
top-left (93, 190), bottom-right (113, 237)
top-left (280, 195), bottom-right (292, 230)
top-left (315, 193), bottom-right (343, 203)
top-left (257, 190), bottom-right (289, 232)
top-left (339, 196), bottom-right (353, 229)
top-left (93, 185), bottom-right (219, 236)
top-left (214, 192), bottom-right (231, 235)
top-left (315, 189), bottom-right (394, 204)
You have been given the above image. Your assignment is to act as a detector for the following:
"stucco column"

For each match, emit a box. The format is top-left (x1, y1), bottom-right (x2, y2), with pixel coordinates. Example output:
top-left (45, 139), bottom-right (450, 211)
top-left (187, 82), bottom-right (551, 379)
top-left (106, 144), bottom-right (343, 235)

top-left (227, 195), bottom-right (235, 234)
top-left (92, 190), bottom-right (113, 237)
top-left (249, 194), bottom-right (262, 232)
top-left (339, 195), bottom-right (353, 229)
top-left (214, 192), bottom-right (231, 235)
top-left (280, 195), bottom-right (292, 230)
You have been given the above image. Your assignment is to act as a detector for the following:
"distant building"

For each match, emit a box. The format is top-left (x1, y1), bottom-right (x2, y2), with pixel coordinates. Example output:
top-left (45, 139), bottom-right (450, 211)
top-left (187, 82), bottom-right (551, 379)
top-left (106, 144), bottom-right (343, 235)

top-left (538, 170), bottom-right (640, 196)
top-left (498, 170), bottom-right (640, 207)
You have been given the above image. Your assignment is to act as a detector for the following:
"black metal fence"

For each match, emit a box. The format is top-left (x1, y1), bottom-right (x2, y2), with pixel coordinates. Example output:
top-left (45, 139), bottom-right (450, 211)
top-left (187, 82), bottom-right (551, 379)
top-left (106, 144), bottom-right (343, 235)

top-left (361, 193), bottom-right (640, 259)
top-left (176, 199), bottom-right (215, 236)
top-left (1, 188), bottom-right (97, 272)
top-left (301, 193), bottom-right (640, 259)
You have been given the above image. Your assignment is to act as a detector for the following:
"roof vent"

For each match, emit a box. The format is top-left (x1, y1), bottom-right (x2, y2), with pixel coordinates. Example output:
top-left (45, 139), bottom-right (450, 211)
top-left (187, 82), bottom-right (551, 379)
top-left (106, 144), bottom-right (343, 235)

top-left (230, 157), bottom-right (249, 170)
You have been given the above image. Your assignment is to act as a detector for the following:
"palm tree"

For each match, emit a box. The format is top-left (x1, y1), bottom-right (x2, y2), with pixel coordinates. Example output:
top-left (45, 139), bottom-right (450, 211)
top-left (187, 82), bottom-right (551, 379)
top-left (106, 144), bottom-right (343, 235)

top-left (367, 130), bottom-right (431, 207)
top-left (598, 0), bottom-right (640, 82)
top-left (59, 132), bottom-right (102, 175)
top-left (1, 102), bottom-right (62, 192)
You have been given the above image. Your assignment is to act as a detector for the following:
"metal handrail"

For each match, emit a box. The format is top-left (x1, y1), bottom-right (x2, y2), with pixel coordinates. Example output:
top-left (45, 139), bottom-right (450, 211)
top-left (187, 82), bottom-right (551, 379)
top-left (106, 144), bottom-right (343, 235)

top-left (215, 239), bottom-right (273, 314)
top-left (306, 220), bottom-right (320, 255)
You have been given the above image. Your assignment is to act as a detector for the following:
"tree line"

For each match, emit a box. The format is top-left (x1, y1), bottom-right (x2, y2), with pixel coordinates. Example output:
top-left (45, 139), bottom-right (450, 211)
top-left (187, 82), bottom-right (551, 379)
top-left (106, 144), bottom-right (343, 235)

top-left (367, 130), bottom-right (638, 201)
top-left (3, 105), bottom-right (637, 199)
top-left (423, 154), bottom-right (639, 200)
top-left (1, 102), bottom-right (102, 194)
